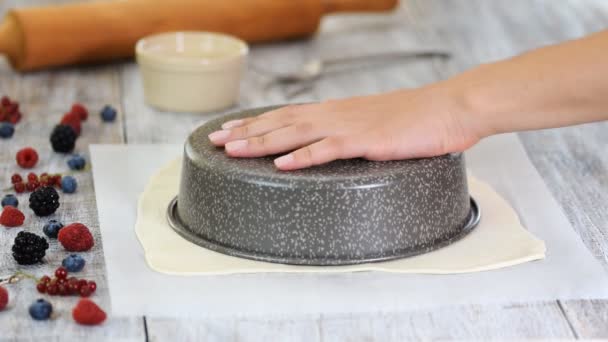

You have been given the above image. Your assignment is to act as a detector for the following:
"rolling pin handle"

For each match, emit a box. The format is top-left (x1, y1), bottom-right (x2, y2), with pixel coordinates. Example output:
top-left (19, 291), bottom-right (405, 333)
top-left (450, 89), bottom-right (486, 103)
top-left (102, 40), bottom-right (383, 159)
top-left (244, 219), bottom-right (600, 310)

top-left (322, 0), bottom-right (399, 13)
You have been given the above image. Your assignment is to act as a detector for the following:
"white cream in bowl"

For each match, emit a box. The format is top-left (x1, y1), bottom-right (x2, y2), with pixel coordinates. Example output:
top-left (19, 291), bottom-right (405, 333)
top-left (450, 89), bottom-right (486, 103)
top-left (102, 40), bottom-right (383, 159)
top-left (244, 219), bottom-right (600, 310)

top-left (136, 31), bottom-right (248, 113)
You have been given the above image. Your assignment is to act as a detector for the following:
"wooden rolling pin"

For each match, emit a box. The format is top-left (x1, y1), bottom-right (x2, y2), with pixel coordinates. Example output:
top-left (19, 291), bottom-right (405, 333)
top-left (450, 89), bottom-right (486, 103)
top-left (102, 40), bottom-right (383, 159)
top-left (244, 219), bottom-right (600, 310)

top-left (0, 0), bottom-right (398, 71)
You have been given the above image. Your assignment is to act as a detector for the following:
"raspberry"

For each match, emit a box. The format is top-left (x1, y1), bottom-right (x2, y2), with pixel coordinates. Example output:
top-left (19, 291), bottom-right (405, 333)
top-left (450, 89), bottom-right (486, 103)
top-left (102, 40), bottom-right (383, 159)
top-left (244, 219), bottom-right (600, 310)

top-left (71, 103), bottom-right (88, 121)
top-left (72, 299), bottom-right (106, 325)
top-left (16, 147), bottom-right (39, 169)
top-left (11, 173), bottom-right (22, 184)
top-left (50, 125), bottom-right (77, 153)
top-left (58, 223), bottom-right (94, 252)
top-left (29, 186), bottom-right (60, 216)
top-left (0, 286), bottom-right (8, 311)
top-left (0, 206), bottom-right (25, 227)
top-left (60, 112), bottom-right (82, 136)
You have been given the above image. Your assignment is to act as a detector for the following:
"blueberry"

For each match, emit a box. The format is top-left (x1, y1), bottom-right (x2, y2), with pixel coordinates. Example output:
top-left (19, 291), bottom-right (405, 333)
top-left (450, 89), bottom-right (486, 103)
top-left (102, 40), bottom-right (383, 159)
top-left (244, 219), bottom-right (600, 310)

top-left (1, 194), bottom-right (18, 208)
top-left (61, 176), bottom-right (77, 194)
top-left (100, 105), bottom-right (117, 122)
top-left (43, 219), bottom-right (64, 238)
top-left (0, 123), bottom-right (14, 139)
top-left (67, 154), bottom-right (86, 170)
top-left (29, 299), bottom-right (52, 320)
top-left (62, 254), bottom-right (86, 272)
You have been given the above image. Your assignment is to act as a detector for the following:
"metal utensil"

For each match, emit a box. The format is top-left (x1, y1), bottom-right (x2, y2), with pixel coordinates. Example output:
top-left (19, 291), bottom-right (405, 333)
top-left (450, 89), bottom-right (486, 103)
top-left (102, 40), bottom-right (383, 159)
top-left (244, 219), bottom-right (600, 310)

top-left (252, 49), bottom-right (451, 84)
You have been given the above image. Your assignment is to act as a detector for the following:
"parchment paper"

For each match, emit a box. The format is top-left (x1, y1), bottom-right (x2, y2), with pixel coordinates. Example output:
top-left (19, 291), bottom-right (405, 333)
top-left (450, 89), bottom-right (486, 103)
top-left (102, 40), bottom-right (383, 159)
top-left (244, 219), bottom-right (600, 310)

top-left (91, 133), bottom-right (608, 319)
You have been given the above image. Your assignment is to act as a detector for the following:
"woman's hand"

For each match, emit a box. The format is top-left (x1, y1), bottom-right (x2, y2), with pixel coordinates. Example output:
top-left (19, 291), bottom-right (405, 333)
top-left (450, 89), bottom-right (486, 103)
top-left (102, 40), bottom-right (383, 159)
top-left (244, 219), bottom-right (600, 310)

top-left (208, 85), bottom-right (484, 170)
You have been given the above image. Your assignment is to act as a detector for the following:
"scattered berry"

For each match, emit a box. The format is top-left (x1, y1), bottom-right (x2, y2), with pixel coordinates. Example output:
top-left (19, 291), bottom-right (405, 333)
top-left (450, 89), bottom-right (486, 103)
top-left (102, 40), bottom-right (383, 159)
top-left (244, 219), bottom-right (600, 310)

top-left (1, 194), bottom-right (18, 208)
top-left (55, 267), bottom-right (68, 280)
top-left (71, 103), bottom-right (88, 121)
top-left (0, 96), bottom-right (22, 124)
top-left (100, 105), bottom-right (117, 122)
top-left (58, 223), bottom-right (94, 251)
top-left (67, 154), bottom-right (86, 170)
top-left (29, 299), bottom-right (53, 320)
top-left (61, 176), bottom-right (77, 194)
top-left (46, 284), bottom-right (58, 295)
top-left (0, 123), bottom-right (14, 138)
top-left (27, 172), bottom-right (38, 182)
top-left (72, 299), bottom-right (106, 325)
top-left (40, 275), bottom-right (51, 284)
top-left (29, 186), bottom-right (60, 216)
top-left (36, 282), bottom-right (47, 294)
top-left (79, 285), bottom-right (91, 297)
top-left (58, 284), bottom-right (69, 296)
top-left (60, 112), bottom-right (82, 136)
top-left (0, 206), bottom-right (25, 227)
top-left (50, 124), bottom-right (77, 153)
top-left (0, 286), bottom-right (8, 310)
top-left (12, 231), bottom-right (49, 264)
top-left (87, 281), bottom-right (97, 293)
top-left (39, 175), bottom-right (51, 186)
top-left (50, 174), bottom-right (62, 187)
top-left (13, 182), bottom-right (25, 193)
top-left (16, 147), bottom-right (39, 169)
top-left (62, 254), bottom-right (85, 272)
top-left (43, 219), bottom-right (64, 238)
top-left (11, 173), bottom-right (22, 184)
top-left (26, 180), bottom-right (40, 192)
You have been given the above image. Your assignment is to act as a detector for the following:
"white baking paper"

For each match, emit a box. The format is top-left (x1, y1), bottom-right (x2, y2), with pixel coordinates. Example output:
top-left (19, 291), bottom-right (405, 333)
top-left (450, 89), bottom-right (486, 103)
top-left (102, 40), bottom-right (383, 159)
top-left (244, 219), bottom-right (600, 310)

top-left (91, 134), bottom-right (608, 319)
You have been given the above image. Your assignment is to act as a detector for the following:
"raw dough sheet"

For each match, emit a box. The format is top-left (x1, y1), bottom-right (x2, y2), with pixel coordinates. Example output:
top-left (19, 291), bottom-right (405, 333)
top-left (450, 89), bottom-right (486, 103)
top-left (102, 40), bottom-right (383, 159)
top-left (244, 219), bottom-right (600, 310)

top-left (91, 133), bottom-right (608, 318)
top-left (136, 158), bottom-right (545, 275)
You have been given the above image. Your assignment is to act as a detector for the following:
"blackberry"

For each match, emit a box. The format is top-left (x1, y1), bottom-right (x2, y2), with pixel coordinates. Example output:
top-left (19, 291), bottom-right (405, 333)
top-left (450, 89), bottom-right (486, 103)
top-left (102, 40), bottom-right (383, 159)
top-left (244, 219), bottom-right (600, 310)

top-left (50, 124), bottom-right (77, 153)
top-left (29, 186), bottom-right (60, 216)
top-left (12, 231), bottom-right (49, 265)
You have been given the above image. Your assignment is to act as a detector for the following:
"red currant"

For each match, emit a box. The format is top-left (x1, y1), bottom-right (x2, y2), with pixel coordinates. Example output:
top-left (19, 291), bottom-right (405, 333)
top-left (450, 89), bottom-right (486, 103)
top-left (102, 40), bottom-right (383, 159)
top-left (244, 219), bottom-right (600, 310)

top-left (68, 283), bottom-right (79, 294)
top-left (27, 172), bottom-right (37, 182)
top-left (13, 182), bottom-right (25, 193)
top-left (88, 281), bottom-right (97, 293)
top-left (40, 172), bottom-right (48, 179)
top-left (79, 285), bottom-right (91, 297)
top-left (39, 275), bottom-right (51, 284)
top-left (26, 181), bottom-right (39, 192)
top-left (77, 279), bottom-right (88, 290)
top-left (58, 284), bottom-right (68, 296)
top-left (36, 282), bottom-right (47, 293)
top-left (47, 284), bottom-right (58, 295)
top-left (11, 174), bottom-right (22, 184)
top-left (55, 267), bottom-right (68, 279)
top-left (53, 175), bottom-right (62, 187)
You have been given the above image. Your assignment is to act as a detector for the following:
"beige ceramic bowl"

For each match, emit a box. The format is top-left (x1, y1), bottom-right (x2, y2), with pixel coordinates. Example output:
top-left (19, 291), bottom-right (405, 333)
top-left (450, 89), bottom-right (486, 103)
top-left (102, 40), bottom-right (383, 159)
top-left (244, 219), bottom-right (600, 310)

top-left (136, 31), bottom-right (248, 113)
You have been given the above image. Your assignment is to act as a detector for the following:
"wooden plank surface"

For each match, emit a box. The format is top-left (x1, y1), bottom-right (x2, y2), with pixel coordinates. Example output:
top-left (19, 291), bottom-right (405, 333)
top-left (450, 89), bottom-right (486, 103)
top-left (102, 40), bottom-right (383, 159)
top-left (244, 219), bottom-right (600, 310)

top-left (407, 0), bottom-right (608, 338)
top-left (1, 0), bottom-right (608, 340)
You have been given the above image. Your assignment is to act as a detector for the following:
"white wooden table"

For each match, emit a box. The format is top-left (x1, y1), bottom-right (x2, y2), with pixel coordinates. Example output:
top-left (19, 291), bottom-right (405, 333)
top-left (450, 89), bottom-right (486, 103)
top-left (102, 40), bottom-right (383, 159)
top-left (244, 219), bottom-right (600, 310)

top-left (1, 0), bottom-right (608, 340)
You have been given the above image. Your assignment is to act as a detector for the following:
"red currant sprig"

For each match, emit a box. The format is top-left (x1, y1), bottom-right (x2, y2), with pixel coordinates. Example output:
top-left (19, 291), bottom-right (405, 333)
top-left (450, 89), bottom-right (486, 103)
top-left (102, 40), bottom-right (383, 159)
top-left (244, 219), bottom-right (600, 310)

top-left (36, 267), bottom-right (97, 298)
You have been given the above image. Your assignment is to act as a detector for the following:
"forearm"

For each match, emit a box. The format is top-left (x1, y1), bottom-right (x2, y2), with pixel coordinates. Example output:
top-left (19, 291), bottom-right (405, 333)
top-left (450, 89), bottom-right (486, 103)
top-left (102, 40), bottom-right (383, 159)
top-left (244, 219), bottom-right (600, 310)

top-left (443, 29), bottom-right (608, 137)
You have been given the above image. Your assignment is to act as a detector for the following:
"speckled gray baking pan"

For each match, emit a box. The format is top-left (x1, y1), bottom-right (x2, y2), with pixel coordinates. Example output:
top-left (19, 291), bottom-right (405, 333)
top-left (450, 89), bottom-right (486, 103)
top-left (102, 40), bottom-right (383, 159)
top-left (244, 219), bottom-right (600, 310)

top-left (167, 105), bottom-right (481, 266)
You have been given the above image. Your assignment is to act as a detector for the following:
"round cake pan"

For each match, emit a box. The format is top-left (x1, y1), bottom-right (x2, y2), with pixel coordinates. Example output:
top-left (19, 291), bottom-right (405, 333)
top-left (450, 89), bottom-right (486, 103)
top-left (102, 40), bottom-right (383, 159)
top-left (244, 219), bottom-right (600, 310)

top-left (168, 105), bottom-right (481, 266)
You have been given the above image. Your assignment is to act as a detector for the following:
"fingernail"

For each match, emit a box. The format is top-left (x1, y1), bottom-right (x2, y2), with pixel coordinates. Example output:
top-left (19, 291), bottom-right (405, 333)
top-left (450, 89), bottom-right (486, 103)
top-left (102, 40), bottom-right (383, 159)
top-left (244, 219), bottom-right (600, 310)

top-left (208, 130), bottom-right (230, 142)
top-left (225, 139), bottom-right (248, 152)
top-left (221, 120), bottom-right (244, 129)
top-left (274, 154), bottom-right (294, 168)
